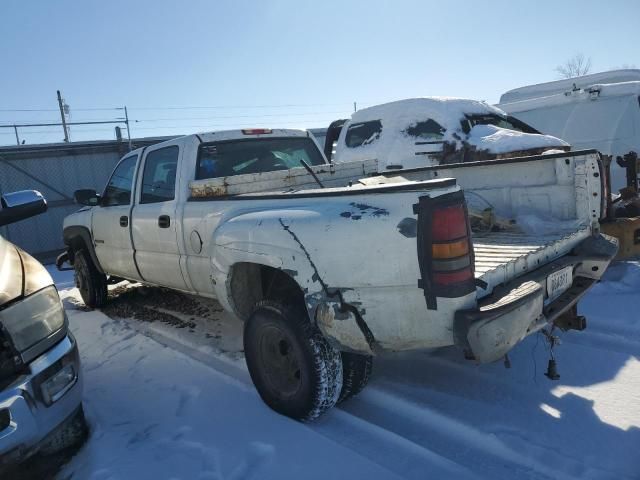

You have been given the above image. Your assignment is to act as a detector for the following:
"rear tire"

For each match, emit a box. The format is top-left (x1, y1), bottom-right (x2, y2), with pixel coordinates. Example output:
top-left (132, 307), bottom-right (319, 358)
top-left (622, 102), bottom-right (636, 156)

top-left (244, 300), bottom-right (343, 421)
top-left (74, 249), bottom-right (107, 308)
top-left (338, 352), bottom-right (373, 403)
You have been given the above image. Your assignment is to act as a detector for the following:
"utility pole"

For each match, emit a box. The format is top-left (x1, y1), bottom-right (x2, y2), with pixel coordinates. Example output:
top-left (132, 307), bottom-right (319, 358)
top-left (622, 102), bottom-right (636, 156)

top-left (13, 125), bottom-right (20, 146)
top-left (57, 90), bottom-right (69, 142)
top-left (353, 101), bottom-right (357, 112)
top-left (124, 106), bottom-right (132, 150)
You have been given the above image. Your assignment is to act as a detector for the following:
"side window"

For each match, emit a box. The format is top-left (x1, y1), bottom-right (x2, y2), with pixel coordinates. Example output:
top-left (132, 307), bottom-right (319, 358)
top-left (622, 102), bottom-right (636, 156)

top-left (140, 146), bottom-right (179, 204)
top-left (404, 119), bottom-right (445, 140)
top-left (345, 120), bottom-right (382, 148)
top-left (102, 156), bottom-right (137, 207)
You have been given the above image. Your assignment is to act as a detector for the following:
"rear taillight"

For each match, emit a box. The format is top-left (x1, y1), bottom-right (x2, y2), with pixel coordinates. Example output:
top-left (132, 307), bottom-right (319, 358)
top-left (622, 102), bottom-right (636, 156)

top-left (431, 203), bottom-right (475, 288)
top-left (414, 191), bottom-right (476, 310)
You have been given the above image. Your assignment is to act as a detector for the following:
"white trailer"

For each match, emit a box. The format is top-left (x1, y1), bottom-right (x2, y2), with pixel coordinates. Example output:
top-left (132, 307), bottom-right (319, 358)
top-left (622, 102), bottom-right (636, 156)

top-left (498, 69), bottom-right (640, 192)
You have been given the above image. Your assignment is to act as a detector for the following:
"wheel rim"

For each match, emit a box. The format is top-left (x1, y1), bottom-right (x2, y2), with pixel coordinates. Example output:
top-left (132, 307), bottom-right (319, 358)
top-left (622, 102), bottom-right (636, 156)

top-left (258, 325), bottom-right (302, 397)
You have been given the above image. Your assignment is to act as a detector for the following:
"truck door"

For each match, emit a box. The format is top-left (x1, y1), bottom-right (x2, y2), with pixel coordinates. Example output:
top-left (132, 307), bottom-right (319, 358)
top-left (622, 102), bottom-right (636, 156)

top-left (131, 144), bottom-right (188, 290)
top-left (91, 154), bottom-right (141, 280)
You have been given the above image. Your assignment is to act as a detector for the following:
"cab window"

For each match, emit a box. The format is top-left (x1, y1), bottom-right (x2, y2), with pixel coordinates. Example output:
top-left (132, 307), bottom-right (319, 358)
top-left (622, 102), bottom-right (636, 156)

top-left (345, 120), bottom-right (382, 148)
top-left (196, 137), bottom-right (325, 180)
top-left (140, 146), bottom-right (179, 204)
top-left (404, 119), bottom-right (445, 140)
top-left (102, 155), bottom-right (137, 207)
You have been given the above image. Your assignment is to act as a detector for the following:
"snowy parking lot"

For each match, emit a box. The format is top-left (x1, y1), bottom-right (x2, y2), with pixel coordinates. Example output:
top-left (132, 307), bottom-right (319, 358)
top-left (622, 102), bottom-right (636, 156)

top-left (49, 263), bottom-right (640, 479)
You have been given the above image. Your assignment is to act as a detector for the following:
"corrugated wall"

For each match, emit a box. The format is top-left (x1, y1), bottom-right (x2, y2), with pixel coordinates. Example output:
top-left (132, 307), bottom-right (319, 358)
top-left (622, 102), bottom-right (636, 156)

top-left (0, 138), bottom-right (169, 261)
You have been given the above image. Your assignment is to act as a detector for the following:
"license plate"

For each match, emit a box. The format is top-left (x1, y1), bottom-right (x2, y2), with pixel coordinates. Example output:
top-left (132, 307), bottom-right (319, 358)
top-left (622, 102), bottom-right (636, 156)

top-left (547, 266), bottom-right (573, 301)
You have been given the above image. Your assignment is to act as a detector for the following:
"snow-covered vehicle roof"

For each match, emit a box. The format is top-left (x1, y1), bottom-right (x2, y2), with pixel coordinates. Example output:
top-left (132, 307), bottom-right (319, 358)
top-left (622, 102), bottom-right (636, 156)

top-left (335, 97), bottom-right (568, 168)
top-left (351, 97), bottom-right (506, 144)
top-left (500, 69), bottom-right (640, 104)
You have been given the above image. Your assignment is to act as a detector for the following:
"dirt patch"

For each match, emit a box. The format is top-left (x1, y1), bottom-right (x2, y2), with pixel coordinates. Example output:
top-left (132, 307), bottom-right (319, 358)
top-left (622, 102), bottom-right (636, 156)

top-left (101, 284), bottom-right (223, 330)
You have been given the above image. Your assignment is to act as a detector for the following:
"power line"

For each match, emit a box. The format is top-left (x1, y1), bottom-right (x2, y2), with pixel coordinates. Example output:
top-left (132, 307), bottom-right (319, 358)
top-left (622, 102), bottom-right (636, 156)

top-left (0, 107), bottom-right (125, 113)
top-left (127, 102), bottom-right (353, 110)
top-left (0, 103), bottom-right (352, 113)
top-left (131, 111), bottom-right (348, 122)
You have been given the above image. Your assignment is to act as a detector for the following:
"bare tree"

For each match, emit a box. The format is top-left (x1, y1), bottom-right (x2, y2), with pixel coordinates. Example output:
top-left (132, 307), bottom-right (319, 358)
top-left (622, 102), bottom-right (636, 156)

top-left (555, 53), bottom-right (592, 79)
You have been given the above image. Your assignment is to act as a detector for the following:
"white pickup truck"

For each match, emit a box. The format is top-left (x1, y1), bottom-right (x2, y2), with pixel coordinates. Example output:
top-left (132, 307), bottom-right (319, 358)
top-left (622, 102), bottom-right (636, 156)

top-left (59, 128), bottom-right (617, 420)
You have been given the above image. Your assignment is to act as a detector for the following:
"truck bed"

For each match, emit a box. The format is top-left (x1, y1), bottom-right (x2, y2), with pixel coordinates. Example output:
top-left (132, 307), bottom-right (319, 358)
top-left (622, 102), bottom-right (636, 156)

top-left (472, 224), bottom-right (590, 298)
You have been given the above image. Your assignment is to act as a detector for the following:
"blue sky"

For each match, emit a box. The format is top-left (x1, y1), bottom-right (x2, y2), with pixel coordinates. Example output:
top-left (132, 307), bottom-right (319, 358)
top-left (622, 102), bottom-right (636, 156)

top-left (1, 0), bottom-right (638, 145)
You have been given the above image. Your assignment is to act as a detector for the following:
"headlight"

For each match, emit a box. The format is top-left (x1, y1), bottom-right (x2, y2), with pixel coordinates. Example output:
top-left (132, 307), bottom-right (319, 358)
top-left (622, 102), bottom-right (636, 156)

top-left (0, 285), bottom-right (65, 352)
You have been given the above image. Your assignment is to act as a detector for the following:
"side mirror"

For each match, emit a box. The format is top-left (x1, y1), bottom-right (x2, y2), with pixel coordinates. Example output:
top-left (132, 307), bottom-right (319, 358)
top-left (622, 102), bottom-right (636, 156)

top-left (74, 189), bottom-right (100, 206)
top-left (0, 190), bottom-right (48, 227)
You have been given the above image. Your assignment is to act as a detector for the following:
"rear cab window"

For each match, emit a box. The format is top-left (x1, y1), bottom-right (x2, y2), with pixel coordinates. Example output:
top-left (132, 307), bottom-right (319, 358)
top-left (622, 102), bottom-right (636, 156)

top-left (196, 137), bottom-right (325, 180)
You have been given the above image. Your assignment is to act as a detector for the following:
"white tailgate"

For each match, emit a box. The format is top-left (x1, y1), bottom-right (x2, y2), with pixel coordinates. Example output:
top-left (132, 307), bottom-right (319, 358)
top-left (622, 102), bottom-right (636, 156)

top-left (473, 225), bottom-right (590, 298)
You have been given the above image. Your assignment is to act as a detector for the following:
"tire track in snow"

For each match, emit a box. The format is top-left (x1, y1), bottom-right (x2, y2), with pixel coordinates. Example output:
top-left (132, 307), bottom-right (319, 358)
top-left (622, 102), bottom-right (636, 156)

top-left (343, 386), bottom-right (621, 480)
top-left (100, 311), bottom-right (477, 479)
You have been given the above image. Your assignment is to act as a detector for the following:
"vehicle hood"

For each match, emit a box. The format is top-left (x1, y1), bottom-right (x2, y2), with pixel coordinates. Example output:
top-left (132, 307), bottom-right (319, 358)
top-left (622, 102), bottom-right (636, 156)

top-left (0, 235), bottom-right (54, 307)
top-left (466, 124), bottom-right (569, 155)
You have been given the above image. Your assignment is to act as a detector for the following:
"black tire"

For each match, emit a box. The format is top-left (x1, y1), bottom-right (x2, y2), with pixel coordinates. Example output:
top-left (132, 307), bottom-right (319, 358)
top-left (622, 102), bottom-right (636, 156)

top-left (338, 352), bottom-right (373, 404)
top-left (39, 406), bottom-right (89, 455)
top-left (74, 249), bottom-right (108, 308)
top-left (244, 300), bottom-right (343, 421)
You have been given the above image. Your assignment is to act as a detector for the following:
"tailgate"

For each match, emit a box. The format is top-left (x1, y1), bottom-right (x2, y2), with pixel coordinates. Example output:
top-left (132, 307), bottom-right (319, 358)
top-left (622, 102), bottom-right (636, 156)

top-left (473, 225), bottom-right (591, 299)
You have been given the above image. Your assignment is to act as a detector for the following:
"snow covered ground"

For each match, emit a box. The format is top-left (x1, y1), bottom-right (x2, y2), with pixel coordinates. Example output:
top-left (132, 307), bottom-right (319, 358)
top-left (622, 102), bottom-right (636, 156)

top-left (48, 263), bottom-right (640, 479)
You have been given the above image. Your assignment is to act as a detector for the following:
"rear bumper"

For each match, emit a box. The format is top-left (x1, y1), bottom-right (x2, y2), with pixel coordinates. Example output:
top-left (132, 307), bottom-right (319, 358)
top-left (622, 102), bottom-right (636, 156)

top-left (454, 233), bottom-right (618, 363)
top-left (0, 333), bottom-right (83, 464)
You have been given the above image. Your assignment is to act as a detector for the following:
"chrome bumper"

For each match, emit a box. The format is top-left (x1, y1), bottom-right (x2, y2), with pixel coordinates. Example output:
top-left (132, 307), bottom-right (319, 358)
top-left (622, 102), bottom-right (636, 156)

top-left (0, 333), bottom-right (82, 464)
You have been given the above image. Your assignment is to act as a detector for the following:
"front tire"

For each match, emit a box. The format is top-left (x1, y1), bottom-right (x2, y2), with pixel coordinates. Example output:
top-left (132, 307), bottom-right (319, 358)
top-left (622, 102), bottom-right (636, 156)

top-left (244, 300), bottom-right (343, 421)
top-left (74, 249), bottom-right (107, 308)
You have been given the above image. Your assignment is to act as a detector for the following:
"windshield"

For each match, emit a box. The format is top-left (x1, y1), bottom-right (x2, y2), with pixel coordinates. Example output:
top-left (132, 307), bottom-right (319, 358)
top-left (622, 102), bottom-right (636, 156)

top-left (463, 114), bottom-right (540, 134)
top-left (196, 137), bottom-right (326, 180)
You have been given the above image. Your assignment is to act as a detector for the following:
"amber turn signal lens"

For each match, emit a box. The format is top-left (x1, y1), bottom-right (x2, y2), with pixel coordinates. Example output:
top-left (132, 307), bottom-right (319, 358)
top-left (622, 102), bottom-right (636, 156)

top-left (432, 239), bottom-right (469, 259)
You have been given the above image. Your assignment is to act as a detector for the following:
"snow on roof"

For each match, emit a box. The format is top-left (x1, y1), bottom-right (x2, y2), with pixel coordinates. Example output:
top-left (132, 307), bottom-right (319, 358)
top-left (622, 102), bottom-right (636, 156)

top-left (467, 124), bottom-right (568, 154)
top-left (499, 80), bottom-right (640, 114)
top-left (500, 69), bottom-right (640, 104)
top-left (352, 97), bottom-right (507, 132)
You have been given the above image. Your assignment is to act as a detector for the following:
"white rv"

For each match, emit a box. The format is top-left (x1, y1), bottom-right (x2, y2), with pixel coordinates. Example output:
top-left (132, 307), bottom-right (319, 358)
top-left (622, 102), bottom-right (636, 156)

top-left (498, 69), bottom-right (640, 192)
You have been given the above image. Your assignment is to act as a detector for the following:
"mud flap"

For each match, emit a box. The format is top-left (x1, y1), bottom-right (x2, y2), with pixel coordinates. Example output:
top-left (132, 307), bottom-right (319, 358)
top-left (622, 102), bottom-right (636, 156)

top-left (456, 281), bottom-right (543, 363)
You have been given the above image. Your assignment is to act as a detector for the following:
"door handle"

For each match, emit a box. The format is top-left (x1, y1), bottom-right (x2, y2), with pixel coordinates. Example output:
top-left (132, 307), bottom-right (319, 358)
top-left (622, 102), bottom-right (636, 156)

top-left (158, 215), bottom-right (171, 228)
top-left (119, 216), bottom-right (128, 227)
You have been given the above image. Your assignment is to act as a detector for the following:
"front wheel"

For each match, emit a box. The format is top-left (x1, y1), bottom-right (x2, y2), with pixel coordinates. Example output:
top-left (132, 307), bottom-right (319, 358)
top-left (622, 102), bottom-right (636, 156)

top-left (244, 300), bottom-right (343, 421)
top-left (74, 249), bottom-right (107, 308)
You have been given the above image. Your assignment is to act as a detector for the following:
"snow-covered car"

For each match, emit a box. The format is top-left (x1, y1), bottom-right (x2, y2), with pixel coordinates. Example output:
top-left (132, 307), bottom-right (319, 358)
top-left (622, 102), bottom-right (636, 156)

top-left (59, 128), bottom-right (616, 421)
top-left (327, 97), bottom-right (569, 170)
top-left (0, 191), bottom-right (85, 469)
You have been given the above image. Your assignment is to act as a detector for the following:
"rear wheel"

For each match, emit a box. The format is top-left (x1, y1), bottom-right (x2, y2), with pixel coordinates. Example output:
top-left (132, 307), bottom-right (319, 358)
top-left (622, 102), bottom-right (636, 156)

top-left (244, 300), bottom-right (343, 421)
top-left (74, 249), bottom-right (107, 308)
top-left (338, 352), bottom-right (373, 403)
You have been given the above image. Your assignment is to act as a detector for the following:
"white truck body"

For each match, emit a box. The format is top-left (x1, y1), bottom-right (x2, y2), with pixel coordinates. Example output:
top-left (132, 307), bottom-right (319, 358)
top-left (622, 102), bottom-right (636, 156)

top-left (498, 70), bottom-right (640, 192)
top-left (61, 128), bottom-right (616, 415)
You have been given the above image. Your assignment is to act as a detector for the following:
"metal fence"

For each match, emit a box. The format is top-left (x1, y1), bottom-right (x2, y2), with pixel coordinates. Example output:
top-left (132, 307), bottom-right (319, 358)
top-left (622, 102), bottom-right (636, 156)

top-left (0, 138), bottom-right (169, 262)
